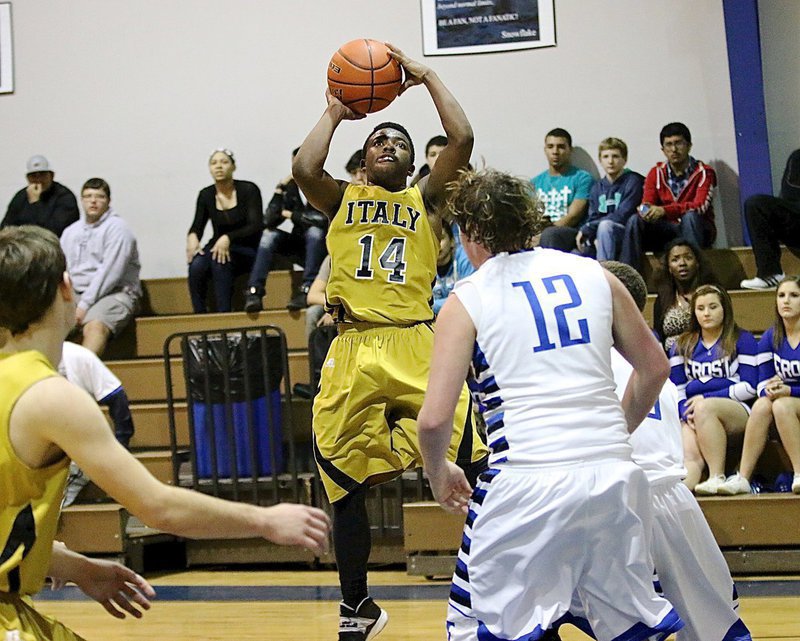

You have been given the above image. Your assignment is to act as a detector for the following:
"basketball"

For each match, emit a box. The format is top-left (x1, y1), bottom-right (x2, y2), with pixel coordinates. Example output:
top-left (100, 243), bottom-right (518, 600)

top-left (327, 39), bottom-right (403, 115)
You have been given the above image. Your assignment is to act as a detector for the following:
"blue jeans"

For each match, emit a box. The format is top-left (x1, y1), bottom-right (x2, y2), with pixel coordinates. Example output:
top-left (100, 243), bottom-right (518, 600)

top-left (595, 219), bottom-right (626, 261)
top-left (247, 226), bottom-right (327, 291)
top-left (619, 211), bottom-right (710, 270)
top-left (188, 242), bottom-right (257, 313)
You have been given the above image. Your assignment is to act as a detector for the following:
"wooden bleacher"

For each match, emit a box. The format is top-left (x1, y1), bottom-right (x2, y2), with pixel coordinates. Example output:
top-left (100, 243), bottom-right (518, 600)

top-left (65, 248), bottom-right (800, 573)
top-left (58, 271), bottom-right (315, 566)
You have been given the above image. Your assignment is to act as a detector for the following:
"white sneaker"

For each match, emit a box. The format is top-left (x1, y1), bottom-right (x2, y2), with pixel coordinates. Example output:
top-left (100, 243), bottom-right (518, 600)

top-left (793, 474), bottom-right (800, 495)
top-left (717, 473), bottom-right (752, 495)
top-left (694, 474), bottom-right (726, 495)
top-left (740, 274), bottom-right (784, 290)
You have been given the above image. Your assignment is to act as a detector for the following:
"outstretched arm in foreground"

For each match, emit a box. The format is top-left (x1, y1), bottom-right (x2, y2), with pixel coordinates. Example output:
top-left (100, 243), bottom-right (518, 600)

top-left (13, 378), bottom-right (330, 553)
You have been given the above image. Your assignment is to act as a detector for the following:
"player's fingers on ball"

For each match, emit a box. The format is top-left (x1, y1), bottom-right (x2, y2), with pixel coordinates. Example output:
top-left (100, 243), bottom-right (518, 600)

top-left (384, 42), bottom-right (403, 57)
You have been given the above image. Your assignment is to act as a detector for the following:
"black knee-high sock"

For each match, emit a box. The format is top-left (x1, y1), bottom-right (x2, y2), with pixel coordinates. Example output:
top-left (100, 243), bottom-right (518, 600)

top-left (333, 484), bottom-right (371, 608)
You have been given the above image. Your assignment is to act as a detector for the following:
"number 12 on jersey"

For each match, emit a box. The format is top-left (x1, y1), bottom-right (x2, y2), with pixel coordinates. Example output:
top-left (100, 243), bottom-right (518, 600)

top-left (513, 274), bottom-right (590, 352)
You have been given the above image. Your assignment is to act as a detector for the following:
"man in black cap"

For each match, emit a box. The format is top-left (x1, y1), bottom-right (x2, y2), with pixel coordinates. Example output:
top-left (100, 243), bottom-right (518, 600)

top-left (2, 154), bottom-right (79, 237)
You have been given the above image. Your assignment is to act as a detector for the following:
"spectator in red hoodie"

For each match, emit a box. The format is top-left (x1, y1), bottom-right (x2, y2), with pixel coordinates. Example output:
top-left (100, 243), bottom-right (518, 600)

top-left (620, 122), bottom-right (716, 271)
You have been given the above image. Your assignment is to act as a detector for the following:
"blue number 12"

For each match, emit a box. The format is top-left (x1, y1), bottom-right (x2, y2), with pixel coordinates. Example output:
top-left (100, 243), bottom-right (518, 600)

top-left (512, 275), bottom-right (590, 353)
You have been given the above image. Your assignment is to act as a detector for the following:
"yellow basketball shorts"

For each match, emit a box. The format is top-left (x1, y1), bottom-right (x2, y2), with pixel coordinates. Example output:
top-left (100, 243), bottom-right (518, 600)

top-left (1, 592), bottom-right (87, 641)
top-left (313, 322), bottom-right (488, 503)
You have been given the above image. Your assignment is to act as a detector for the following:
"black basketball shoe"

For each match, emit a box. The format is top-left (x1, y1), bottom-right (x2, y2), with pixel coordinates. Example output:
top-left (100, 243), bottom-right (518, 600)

top-left (338, 597), bottom-right (388, 641)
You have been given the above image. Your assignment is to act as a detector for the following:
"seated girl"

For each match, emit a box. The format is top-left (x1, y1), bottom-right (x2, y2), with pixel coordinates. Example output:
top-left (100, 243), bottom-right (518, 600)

top-left (669, 284), bottom-right (758, 493)
top-left (718, 276), bottom-right (800, 495)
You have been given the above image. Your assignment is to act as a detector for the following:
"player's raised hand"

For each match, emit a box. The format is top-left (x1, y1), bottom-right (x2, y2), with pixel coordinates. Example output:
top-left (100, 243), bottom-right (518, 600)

top-left (385, 43), bottom-right (430, 95)
top-left (325, 88), bottom-right (365, 121)
top-left (260, 503), bottom-right (332, 556)
top-left (428, 461), bottom-right (472, 515)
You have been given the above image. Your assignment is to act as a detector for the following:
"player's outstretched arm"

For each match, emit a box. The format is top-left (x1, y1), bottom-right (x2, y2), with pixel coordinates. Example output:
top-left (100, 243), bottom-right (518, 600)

top-left (48, 541), bottom-right (155, 619)
top-left (388, 44), bottom-right (473, 210)
top-left (293, 91), bottom-right (363, 217)
top-left (606, 271), bottom-right (670, 431)
top-left (14, 378), bottom-right (330, 553)
top-left (418, 295), bottom-right (475, 514)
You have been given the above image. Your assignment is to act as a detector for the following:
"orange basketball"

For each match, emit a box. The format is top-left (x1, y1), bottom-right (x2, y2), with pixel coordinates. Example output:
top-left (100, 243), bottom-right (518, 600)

top-left (327, 39), bottom-right (403, 115)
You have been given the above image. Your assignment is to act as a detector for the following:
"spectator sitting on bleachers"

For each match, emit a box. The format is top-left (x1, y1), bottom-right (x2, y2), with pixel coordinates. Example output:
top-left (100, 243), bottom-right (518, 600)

top-left (61, 178), bottom-right (141, 356)
top-left (187, 148), bottom-right (263, 314)
top-left (620, 122), bottom-right (716, 271)
top-left (531, 127), bottom-right (594, 253)
top-left (578, 137), bottom-right (644, 260)
top-left (669, 285), bottom-right (758, 494)
top-left (411, 135), bottom-right (448, 186)
top-left (740, 148), bottom-right (800, 290)
top-left (653, 238), bottom-right (718, 353)
top-left (345, 149), bottom-right (367, 185)
top-left (244, 148), bottom-right (328, 313)
top-left (59, 341), bottom-right (136, 506)
top-left (2, 155), bottom-right (79, 238)
top-left (432, 223), bottom-right (475, 316)
top-left (718, 276), bottom-right (800, 495)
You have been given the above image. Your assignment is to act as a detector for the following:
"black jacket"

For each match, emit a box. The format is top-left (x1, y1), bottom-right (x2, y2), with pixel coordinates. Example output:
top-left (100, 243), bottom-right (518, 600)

top-left (2, 181), bottom-right (79, 237)
top-left (264, 180), bottom-right (327, 232)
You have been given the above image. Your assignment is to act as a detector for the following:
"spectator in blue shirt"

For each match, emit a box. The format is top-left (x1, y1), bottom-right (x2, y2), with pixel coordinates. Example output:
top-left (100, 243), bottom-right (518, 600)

top-left (432, 223), bottom-right (475, 316)
top-left (531, 128), bottom-right (594, 253)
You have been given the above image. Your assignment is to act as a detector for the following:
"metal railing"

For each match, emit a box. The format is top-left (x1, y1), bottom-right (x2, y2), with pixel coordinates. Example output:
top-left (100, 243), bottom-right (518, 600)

top-left (164, 324), bottom-right (434, 538)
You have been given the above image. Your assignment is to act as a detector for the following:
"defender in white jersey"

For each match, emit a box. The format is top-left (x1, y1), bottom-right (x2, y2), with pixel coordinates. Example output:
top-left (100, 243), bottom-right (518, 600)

top-left (418, 170), bottom-right (683, 641)
top-left (573, 263), bottom-right (750, 641)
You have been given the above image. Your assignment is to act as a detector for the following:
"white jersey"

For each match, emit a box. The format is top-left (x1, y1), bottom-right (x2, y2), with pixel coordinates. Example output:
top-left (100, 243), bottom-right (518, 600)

top-left (455, 248), bottom-right (631, 467)
top-left (611, 350), bottom-right (686, 485)
top-left (58, 341), bottom-right (122, 402)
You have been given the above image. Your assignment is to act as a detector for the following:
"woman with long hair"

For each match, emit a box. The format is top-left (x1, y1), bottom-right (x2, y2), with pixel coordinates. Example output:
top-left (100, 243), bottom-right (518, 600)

top-left (718, 276), bottom-right (800, 495)
top-left (653, 238), bottom-right (717, 352)
top-left (669, 284), bottom-right (758, 493)
top-left (187, 148), bottom-right (263, 313)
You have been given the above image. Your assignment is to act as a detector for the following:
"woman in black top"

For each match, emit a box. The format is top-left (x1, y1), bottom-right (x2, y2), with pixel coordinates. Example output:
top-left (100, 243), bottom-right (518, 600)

top-left (186, 149), bottom-right (263, 312)
top-left (652, 238), bottom-right (717, 352)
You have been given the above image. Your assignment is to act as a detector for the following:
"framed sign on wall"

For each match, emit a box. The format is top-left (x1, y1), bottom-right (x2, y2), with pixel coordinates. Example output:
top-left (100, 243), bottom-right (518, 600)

top-left (421, 0), bottom-right (556, 56)
top-left (0, 3), bottom-right (13, 94)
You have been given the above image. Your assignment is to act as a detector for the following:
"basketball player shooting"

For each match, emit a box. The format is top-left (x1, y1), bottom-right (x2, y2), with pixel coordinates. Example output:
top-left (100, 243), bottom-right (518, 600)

top-left (293, 43), bottom-right (487, 641)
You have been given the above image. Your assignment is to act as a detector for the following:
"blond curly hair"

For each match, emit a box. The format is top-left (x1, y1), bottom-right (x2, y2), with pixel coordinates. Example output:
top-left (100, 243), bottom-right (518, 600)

top-left (444, 168), bottom-right (546, 254)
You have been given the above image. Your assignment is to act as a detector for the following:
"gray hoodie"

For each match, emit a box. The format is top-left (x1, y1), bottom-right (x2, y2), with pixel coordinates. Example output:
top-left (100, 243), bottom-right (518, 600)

top-left (60, 207), bottom-right (142, 311)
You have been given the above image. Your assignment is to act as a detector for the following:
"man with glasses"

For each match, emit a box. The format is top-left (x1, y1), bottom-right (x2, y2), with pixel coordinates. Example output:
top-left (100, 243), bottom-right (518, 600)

top-left (619, 122), bottom-right (717, 271)
top-left (2, 155), bottom-right (79, 237)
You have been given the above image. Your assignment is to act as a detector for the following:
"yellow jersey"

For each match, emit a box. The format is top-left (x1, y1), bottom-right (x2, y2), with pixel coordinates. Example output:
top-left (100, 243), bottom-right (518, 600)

top-left (326, 183), bottom-right (438, 324)
top-left (0, 351), bottom-right (69, 595)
